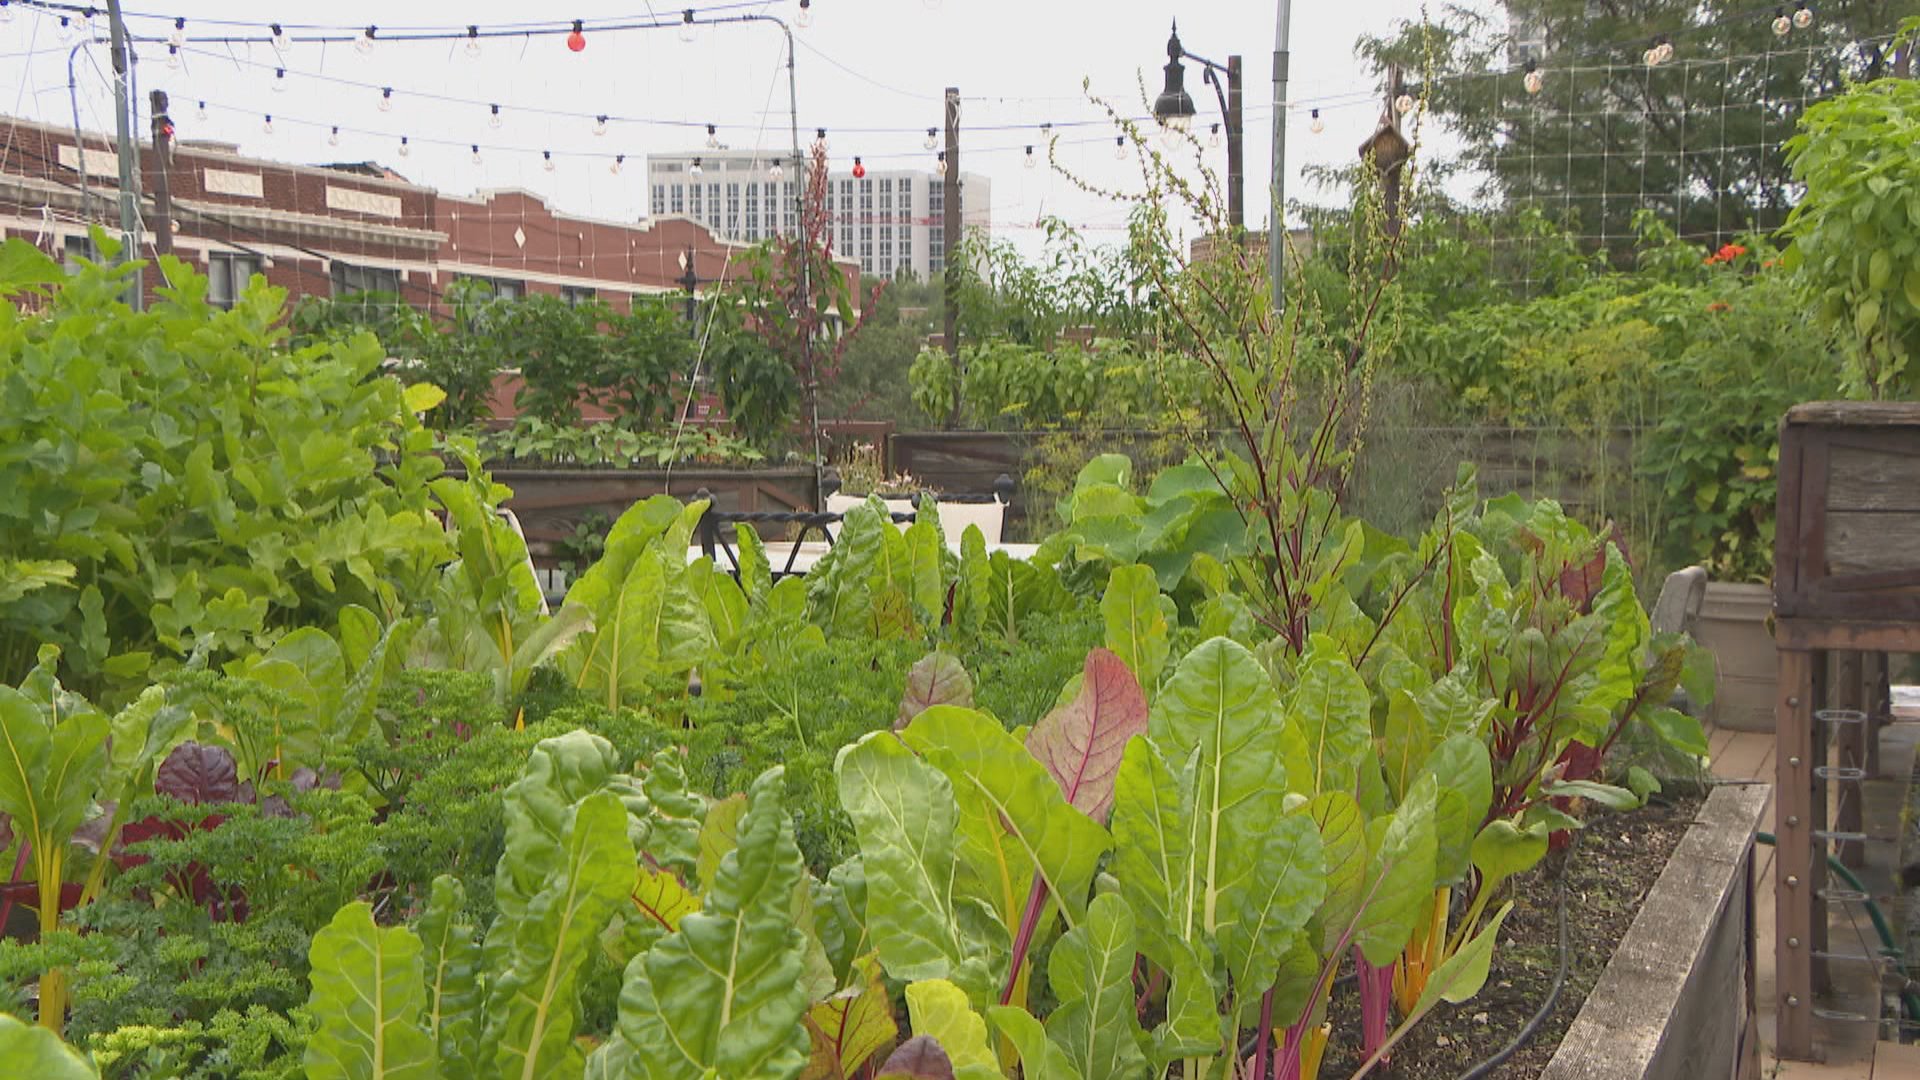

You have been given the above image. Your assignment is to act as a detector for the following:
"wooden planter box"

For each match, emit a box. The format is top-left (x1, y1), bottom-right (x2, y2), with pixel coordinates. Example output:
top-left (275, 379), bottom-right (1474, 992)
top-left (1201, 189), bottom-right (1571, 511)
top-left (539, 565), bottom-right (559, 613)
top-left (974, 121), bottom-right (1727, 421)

top-left (1774, 401), bottom-right (1920, 623)
top-left (457, 465), bottom-right (819, 566)
top-left (1539, 783), bottom-right (1770, 1080)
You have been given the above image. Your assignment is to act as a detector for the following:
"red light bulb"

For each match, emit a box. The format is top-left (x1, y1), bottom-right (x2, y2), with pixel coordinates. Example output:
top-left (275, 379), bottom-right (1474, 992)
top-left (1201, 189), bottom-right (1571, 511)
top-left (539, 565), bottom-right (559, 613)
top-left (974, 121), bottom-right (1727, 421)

top-left (852, 157), bottom-right (865, 179)
top-left (566, 20), bottom-right (586, 52)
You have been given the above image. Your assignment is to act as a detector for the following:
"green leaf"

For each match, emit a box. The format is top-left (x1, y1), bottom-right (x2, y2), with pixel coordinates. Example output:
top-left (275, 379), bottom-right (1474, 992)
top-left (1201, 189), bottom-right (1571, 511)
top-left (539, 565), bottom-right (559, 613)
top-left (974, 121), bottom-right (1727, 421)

top-left (1425, 735), bottom-right (1493, 883)
top-left (901, 706), bottom-right (1112, 929)
top-left (1043, 893), bottom-right (1148, 1080)
top-left (835, 734), bottom-right (1002, 998)
top-left (304, 902), bottom-right (439, 1080)
top-left (1216, 814), bottom-right (1325, 1027)
top-left (416, 876), bottom-right (480, 1077)
top-left (1107, 736), bottom-right (1197, 971)
top-left (565, 546), bottom-right (712, 710)
top-left (989, 1008), bottom-right (1081, 1079)
top-left (1470, 820), bottom-right (1548, 890)
top-left (904, 981), bottom-right (1000, 1080)
top-left (1101, 564), bottom-right (1170, 693)
top-left (1380, 690), bottom-right (1431, 803)
top-left (1626, 766), bottom-right (1662, 804)
top-left (0, 1012), bottom-right (99, 1078)
top-left (1147, 938), bottom-right (1224, 1067)
top-left (619, 768), bottom-right (811, 1080)
top-left (487, 792), bottom-right (637, 1080)
top-left (697, 793), bottom-right (750, 893)
top-left (1307, 792), bottom-right (1368, 955)
top-left (1412, 902), bottom-right (1514, 1015)
top-left (804, 954), bottom-right (896, 1080)
top-left (0, 237), bottom-right (64, 294)
top-left (1645, 706), bottom-right (1709, 757)
top-left (898, 652), bottom-right (975, 731)
top-left (736, 524), bottom-right (775, 608)
top-left (1288, 635), bottom-right (1372, 797)
top-left (1542, 779), bottom-right (1641, 811)
top-left (404, 382), bottom-right (448, 413)
top-left (1354, 776), bottom-right (1438, 966)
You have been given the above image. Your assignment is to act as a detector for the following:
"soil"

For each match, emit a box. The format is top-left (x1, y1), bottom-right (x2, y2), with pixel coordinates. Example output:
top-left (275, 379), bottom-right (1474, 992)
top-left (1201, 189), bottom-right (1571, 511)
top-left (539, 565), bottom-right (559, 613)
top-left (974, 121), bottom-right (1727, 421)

top-left (1319, 790), bottom-right (1706, 1080)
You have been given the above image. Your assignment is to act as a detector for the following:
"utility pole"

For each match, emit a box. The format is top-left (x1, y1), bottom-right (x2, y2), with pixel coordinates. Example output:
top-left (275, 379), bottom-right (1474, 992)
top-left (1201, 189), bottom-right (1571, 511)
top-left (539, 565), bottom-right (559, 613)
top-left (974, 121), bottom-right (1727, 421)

top-left (105, 0), bottom-right (141, 309)
top-left (149, 90), bottom-right (173, 256)
top-left (1269, 0), bottom-right (1292, 319)
top-left (942, 86), bottom-right (961, 427)
top-left (1225, 55), bottom-right (1244, 232)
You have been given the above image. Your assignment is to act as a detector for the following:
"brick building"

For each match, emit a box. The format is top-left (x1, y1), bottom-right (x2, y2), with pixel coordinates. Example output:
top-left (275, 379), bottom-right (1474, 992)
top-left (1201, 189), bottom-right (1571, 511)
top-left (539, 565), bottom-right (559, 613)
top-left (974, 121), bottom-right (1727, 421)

top-left (0, 113), bottom-right (857, 322)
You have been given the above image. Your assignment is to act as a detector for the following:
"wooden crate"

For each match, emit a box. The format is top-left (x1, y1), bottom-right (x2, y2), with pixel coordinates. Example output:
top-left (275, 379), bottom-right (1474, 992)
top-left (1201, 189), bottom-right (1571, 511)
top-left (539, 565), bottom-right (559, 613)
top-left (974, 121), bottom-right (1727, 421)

top-left (1774, 401), bottom-right (1920, 621)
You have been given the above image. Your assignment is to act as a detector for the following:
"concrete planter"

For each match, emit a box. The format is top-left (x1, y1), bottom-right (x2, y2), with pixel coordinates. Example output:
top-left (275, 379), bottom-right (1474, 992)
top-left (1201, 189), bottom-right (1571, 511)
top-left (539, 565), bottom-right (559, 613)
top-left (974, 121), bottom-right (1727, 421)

top-left (1538, 783), bottom-right (1770, 1080)
top-left (1694, 582), bottom-right (1777, 733)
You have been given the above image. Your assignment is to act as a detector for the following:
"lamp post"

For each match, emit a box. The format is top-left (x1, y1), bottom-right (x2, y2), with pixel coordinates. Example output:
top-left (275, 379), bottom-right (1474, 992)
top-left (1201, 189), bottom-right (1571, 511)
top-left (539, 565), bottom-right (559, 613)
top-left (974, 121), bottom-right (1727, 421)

top-left (1153, 22), bottom-right (1242, 232)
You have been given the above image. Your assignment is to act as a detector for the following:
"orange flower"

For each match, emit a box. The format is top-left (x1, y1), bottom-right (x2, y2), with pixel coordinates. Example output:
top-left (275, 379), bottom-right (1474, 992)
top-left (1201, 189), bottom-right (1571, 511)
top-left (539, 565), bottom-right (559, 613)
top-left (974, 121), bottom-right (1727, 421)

top-left (1707, 300), bottom-right (1732, 313)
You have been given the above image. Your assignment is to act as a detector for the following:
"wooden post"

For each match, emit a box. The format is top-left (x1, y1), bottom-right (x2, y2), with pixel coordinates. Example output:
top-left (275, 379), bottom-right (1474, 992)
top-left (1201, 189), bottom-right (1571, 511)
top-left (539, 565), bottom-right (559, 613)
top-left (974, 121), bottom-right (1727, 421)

top-left (148, 91), bottom-right (173, 257)
top-left (1808, 651), bottom-right (1830, 993)
top-left (1774, 643), bottom-right (1815, 1060)
top-left (942, 86), bottom-right (962, 427)
top-left (1863, 651), bottom-right (1887, 780)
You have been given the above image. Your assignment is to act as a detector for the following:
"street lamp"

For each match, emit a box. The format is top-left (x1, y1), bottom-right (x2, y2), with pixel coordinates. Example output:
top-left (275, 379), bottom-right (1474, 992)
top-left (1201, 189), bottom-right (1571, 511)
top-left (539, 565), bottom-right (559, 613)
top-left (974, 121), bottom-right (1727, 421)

top-left (1152, 21), bottom-right (1242, 232)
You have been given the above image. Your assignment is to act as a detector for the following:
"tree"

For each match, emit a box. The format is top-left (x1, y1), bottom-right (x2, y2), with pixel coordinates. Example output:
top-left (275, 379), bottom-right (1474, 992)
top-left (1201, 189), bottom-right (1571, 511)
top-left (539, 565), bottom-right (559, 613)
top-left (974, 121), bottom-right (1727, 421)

top-left (1361, 0), bottom-right (1902, 256)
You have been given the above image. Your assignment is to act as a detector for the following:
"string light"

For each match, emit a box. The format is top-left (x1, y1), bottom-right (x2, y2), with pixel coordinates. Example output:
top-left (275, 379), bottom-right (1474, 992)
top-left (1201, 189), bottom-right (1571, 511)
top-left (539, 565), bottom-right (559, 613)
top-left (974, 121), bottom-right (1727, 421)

top-left (1395, 93), bottom-right (1415, 115)
top-left (1794, 3), bottom-right (1814, 29)
top-left (356, 26), bottom-right (378, 56)
top-left (1772, 8), bottom-right (1792, 36)
top-left (1024, 145), bottom-right (1035, 168)
top-left (270, 23), bottom-right (290, 55)
top-left (852, 156), bottom-right (865, 179)
top-left (56, 15), bottom-right (73, 44)
top-left (0, 3), bottom-right (13, 27)
top-left (1523, 59), bottom-right (1543, 95)
top-left (769, 159), bottom-right (784, 180)
top-left (567, 20), bottom-right (586, 52)
top-left (936, 149), bottom-right (946, 175)
top-left (328, 125), bottom-right (340, 147)
top-left (489, 104), bottom-right (503, 129)
top-left (166, 45), bottom-right (181, 70)
top-left (679, 9), bottom-right (697, 43)
top-left (1114, 135), bottom-right (1127, 160)
top-left (924, 127), bottom-right (937, 151)
top-left (610, 154), bottom-right (625, 175)
top-left (690, 156), bottom-right (703, 176)
top-left (543, 150), bottom-right (556, 172)
top-left (273, 68), bottom-right (287, 92)
top-left (797, 0), bottom-right (812, 29)
top-left (262, 114), bottom-right (274, 135)
top-left (168, 17), bottom-right (186, 50)
top-left (705, 123), bottom-right (720, 149)
top-left (464, 25), bottom-right (482, 58)
top-left (397, 135), bottom-right (410, 157)
top-left (814, 127), bottom-right (829, 152)
top-left (471, 144), bottom-right (482, 165)
top-left (1310, 108), bottom-right (1324, 134)
top-left (1208, 122), bottom-right (1221, 148)
top-left (195, 100), bottom-right (207, 122)
top-left (594, 115), bottom-right (609, 136)
top-left (378, 87), bottom-right (394, 113)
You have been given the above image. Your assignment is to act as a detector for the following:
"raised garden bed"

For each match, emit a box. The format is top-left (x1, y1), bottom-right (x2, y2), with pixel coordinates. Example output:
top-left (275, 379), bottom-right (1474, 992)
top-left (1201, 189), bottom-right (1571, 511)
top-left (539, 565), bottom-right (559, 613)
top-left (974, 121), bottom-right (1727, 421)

top-left (1325, 783), bottom-right (1767, 1079)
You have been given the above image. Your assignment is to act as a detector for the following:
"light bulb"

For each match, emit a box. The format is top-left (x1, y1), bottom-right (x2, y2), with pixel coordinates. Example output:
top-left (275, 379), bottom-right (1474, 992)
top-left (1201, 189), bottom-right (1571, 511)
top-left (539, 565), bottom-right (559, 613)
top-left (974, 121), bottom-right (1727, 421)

top-left (166, 45), bottom-right (181, 71)
top-left (924, 128), bottom-right (938, 151)
top-left (169, 17), bottom-right (186, 50)
top-left (706, 124), bottom-right (719, 149)
top-left (1114, 137), bottom-right (1127, 160)
top-left (852, 156), bottom-right (865, 179)
top-left (769, 161), bottom-right (784, 181)
top-left (1773, 10), bottom-right (1792, 37)
top-left (357, 26), bottom-right (377, 56)
top-left (567, 20), bottom-right (586, 52)
top-left (610, 154), bottom-right (625, 175)
top-left (1656, 40), bottom-right (1673, 64)
top-left (543, 151), bottom-right (555, 172)
top-left (691, 157), bottom-right (703, 176)
top-left (328, 126), bottom-right (341, 147)
top-left (398, 136), bottom-right (409, 157)
top-left (195, 100), bottom-right (207, 122)
top-left (0, 3), bottom-right (13, 27)
top-left (679, 9), bottom-right (697, 43)
top-left (489, 105), bottom-right (503, 130)
top-left (1208, 123), bottom-right (1222, 148)
top-left (271, 23), bottom-right (290, 55)
top-left (1794, 4), bottom-right (1814, 29)
top-left (1643, 47), bottom-right (1658, 66)
top-left (797, 0), bottom-right (812, 29)
top-left (1024, 146), bottom-right (1035, 169)
top-left (378, 88), bottom-right (393, 113)
top-left (465, 27), bottom-right (482, 58)
top-left (1395, 94), bottom-right (1415, 115)
top-left (1310, 109), bottom-right (1325, 134)
top-left (594, 115), bottom-right (608, 136)
top-left (262, 115), bottom-right (274, 135)
top-left (273, 68), bottom-right (287, 92)
top-left (1524, 63), bottom-right (1544, 95)
top-left (814, 128), bottom-right (829, 152)
top-left (935, 151), bottom-right (946, 175)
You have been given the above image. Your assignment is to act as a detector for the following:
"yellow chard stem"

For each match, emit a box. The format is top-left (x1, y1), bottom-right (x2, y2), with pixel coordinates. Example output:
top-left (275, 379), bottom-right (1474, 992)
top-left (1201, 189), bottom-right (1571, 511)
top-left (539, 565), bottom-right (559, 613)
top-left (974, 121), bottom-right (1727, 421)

top-left (37, 846), bottom-right (66, 1034)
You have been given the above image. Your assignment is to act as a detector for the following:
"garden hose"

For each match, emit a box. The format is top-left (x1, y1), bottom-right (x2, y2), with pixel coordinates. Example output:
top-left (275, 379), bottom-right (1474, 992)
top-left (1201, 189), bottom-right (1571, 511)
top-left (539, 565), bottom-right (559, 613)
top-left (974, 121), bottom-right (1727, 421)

top-left (1754, 831), bottom-right (1920, 1024)
top-left (1456, 836), bottom-right (1573, 1080)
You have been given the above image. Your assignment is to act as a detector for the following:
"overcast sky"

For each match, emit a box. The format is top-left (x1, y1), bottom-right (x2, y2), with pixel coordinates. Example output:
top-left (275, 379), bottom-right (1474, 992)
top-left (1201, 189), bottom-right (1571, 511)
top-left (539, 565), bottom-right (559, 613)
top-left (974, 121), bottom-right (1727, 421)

top-left (10, 0), bottom-right (1465, 258)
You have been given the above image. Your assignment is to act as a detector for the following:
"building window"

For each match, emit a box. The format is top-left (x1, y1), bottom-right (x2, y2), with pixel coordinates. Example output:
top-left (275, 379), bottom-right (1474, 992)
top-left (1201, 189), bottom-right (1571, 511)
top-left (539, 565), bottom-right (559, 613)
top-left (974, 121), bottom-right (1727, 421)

top-left (458, 274), bottom-right (524, 301)
top-left (651, 184), bottom-right (667, 216)
top-left (61, 234), bottom-right (95, 274)
top-left (690, 184), bottom-right (703, 220)
top-left (670, 185), bottom-right (684, 214)
top-left (560, 285), bottom-right (597, 307)
top-left (900, 177), bottom-right (912, 221)
top-left (330, 260), bottom-right (402, 296)
top-left (901, 230), bottom-right (912, 271)
top-left (745, 182), bottom-right (760, 240)
top-left (207, 251), bottom-right (261, 309)
top-left (782, 181), bottom-right (796, 234)
top-left (726, 183), bottom-right (741, 238)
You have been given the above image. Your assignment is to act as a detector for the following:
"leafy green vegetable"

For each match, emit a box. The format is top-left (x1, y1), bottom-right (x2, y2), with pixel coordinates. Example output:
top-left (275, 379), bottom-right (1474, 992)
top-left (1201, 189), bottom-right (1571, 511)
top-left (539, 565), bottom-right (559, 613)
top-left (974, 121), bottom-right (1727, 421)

top-left (303, 902), bottom-right (438, 1080)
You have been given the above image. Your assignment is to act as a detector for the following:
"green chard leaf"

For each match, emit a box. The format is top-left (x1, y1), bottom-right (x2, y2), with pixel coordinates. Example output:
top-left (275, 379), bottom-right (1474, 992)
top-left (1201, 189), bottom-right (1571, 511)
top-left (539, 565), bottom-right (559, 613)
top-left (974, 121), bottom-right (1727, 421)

top-left (304, 903), bottom-right (439, 1080)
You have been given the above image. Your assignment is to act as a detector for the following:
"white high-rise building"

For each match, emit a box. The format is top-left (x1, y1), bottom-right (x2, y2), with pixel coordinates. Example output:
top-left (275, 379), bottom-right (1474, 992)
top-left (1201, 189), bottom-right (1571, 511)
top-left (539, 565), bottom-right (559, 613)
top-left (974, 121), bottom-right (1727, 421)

top-left (647, 149), bottom-right (990, 281)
